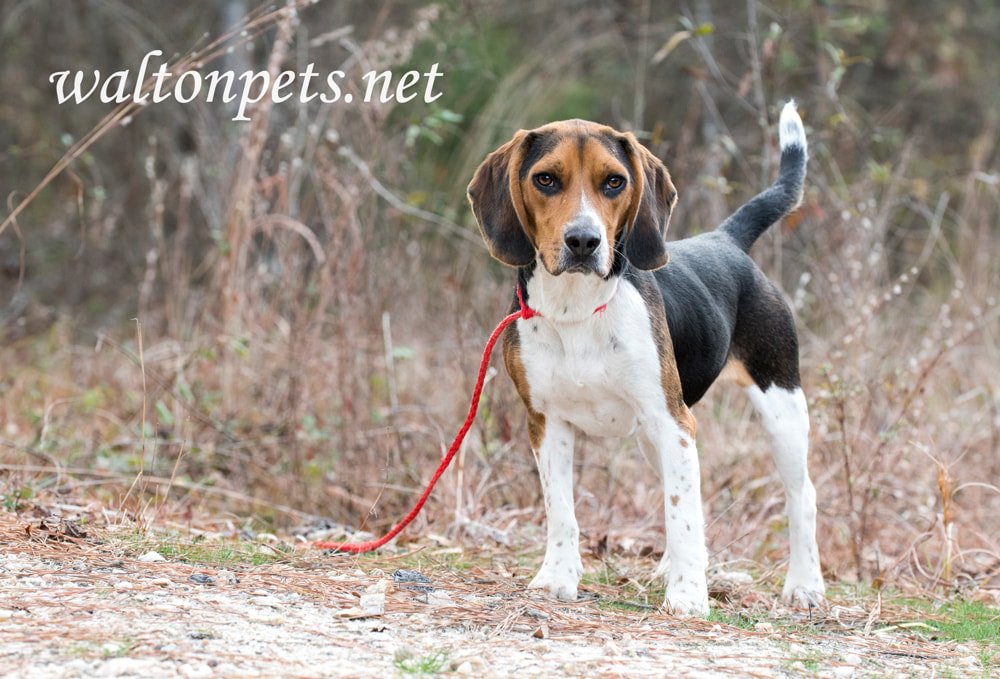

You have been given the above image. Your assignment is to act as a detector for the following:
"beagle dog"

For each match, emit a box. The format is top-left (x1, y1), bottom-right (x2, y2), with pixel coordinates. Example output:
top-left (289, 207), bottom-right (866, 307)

top-left (467, 102), bottom-right (824, 615)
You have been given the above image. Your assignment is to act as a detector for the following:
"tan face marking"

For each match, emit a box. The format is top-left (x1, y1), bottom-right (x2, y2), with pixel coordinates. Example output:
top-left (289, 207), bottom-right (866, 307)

top-left (513, 121), bottom-right (638, 276)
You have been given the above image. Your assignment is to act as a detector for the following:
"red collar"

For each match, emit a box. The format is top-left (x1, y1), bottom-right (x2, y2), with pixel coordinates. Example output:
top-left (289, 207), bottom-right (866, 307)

top-left (516, 280), bottom-right (617, 320)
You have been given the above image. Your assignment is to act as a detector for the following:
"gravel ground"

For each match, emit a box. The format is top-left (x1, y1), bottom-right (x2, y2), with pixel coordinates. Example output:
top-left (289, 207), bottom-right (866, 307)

top-left (0, 514), bottom-right (990, 678)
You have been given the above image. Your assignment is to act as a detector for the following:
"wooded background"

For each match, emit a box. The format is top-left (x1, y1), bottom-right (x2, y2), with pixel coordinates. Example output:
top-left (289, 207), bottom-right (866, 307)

top-left (2, 0), bottom-right (998, 590)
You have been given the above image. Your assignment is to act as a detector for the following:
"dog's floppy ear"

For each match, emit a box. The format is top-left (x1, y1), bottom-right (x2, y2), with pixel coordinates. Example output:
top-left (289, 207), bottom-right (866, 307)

top-left (467, 131), bottom-right (535, 267)
top-left (620, 134), bottom-right (677, 271)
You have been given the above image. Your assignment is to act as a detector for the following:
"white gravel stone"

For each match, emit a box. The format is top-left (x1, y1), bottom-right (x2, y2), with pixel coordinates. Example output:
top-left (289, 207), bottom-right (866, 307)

top-left (360, 592), bottom-right (385, 616)
top-left (138, 551), bottom-right (166, 563)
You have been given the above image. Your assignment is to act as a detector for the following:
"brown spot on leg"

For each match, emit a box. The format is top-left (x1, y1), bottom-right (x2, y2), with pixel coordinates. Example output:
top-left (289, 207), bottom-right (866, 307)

top-left (670, 495), bottom-right (679, 507)
top-left (526, 409), bottom-right (546, 450)
top-left (502, 321), bottom-right (547, 449)
top-left (674, 405), bottom-right (696, 440)
top-left (679, 438), bottom-right (689, 448)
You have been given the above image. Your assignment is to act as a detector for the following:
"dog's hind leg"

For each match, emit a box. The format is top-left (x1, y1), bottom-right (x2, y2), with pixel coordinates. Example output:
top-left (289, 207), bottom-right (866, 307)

top-left (730, 276), bottom-right (824, 607)
top-left (745, 383), bottom-right (825, 607)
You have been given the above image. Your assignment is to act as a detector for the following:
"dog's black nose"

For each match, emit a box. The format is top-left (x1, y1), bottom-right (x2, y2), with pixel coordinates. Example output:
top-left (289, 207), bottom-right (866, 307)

top-left (564, 227), bottom-right (601, 258)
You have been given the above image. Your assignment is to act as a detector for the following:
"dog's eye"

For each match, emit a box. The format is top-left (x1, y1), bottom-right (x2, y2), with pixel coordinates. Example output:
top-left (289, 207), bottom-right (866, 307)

top-left (605, 175), bottom-right (626, 191)
top-left (534, 173), bottom-right (555, 188)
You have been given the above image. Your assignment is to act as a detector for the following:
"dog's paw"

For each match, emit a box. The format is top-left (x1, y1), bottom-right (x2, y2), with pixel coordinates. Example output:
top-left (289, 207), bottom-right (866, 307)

top-left (664, 574), bottom-right (710, 617)
top-left (528, 559), bottom-right (583, 601)
top-left (782, 571), bottom-right (826, 609)
top-left (782, 583), bottom-right (826, 610)
top-left (663, 589), bottom-right (710, 617)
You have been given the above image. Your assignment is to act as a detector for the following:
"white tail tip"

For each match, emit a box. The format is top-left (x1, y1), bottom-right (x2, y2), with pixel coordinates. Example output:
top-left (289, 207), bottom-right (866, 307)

top-left (779, 100), bottom-right (807, 154)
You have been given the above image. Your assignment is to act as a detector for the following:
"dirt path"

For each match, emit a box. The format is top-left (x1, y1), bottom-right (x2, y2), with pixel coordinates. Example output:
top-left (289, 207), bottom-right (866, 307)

top-left (0, 512), bottom-right (990, 678)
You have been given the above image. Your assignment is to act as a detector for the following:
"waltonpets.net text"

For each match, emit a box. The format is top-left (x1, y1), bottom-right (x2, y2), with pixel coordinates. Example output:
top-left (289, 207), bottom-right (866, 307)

top-left (49, 50), bottom-right (445, 121)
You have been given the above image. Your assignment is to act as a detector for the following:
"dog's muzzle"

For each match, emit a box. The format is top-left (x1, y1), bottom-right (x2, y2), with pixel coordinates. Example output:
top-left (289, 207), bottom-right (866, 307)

top-left (560, 225), bottom-right (604, 274)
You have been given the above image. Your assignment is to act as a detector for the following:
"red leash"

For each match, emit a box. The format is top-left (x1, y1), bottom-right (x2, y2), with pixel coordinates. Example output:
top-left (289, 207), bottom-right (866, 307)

top-left (299, 291), bottom-right (530, 554)
top-left (300, 282), bottom-right (614, 554)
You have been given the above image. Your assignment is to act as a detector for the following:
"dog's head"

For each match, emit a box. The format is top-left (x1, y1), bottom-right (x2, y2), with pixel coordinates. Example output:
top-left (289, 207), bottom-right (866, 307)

top-left (468, 119), bottom-right (677, 276)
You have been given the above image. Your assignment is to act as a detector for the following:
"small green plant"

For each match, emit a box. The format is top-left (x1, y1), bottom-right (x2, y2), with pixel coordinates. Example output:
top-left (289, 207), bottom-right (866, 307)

top-left (392, 649), bottom-right (449, 676)
top-left (2, 481), bottom-right (34, 511)
top-left (787, 652), bottom-right (822, 674)
top-left (65, 637), bottom-right (137, 659)
top-left (65, 642), bottom-right (90, 658)
top-left (102, 637), bottom-right (137, 659)
top-left (404, 108), bottom-right (462, 147)
top-left (707, 608), bottom-right (770, 631)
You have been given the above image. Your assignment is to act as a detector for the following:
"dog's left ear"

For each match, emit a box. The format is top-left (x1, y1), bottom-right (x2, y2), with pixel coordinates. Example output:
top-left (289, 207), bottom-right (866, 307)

top-left (619, 134), bottom-right (678, 271)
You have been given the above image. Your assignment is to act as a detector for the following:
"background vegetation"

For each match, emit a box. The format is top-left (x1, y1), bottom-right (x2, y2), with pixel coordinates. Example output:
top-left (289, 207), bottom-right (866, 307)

top-left (1, 0), bottom-right (998, 597)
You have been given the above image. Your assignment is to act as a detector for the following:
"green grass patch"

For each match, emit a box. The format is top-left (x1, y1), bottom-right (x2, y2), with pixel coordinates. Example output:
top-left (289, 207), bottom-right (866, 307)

top-left (707, 607), bottom-right (770, 630)
top-left (596, 597), bottom-right (657, 614)
top-left (65, 637), bottom-right (137, 659)
top-left (357, 547), bottom-right (486, 574)
top-left (393, 649), bottom-right (449, 676)
top-left (581, 562), bottom-right (630, 589)
top-left (879, 594), bottom-right (1000, 649)
top-left (925, 600), bottom-right (1000, 645)
top-left (107, 526), bottom-right (288, 568)
top-left (152, 539), bottom-right (285, 567)
top-left (784, 652), bottom-right (822, 675)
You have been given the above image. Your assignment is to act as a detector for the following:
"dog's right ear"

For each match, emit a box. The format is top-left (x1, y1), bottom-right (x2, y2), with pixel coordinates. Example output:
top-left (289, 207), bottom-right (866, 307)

top-left (619, 134), bottom-right (677, 271)
top-left (467, 131), bottom-right (536, 267)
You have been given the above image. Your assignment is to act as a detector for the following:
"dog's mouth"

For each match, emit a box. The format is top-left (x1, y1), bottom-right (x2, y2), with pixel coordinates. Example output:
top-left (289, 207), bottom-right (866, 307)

top-left (564, 260), bottom-right (601, 275)
top-left (544, 258), bottom-right (603, 277)
top-left (543, 249), bottom-right (608, 277)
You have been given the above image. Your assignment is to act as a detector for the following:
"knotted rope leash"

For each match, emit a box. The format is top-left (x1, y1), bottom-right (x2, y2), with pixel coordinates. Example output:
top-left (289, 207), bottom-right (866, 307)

top-left (299, 283), bottom-right (611, 554)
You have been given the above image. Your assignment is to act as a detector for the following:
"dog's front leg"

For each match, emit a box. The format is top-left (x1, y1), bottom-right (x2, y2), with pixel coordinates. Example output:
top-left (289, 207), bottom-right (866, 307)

top-left (527, 417), bottom-right (583, 600)
top-left (638, 413), bottom-right (710, 616)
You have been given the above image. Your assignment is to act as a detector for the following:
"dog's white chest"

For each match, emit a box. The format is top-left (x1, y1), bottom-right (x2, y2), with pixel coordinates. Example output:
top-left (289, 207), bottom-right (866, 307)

top-left (518, 280), bottom-right (662, 439)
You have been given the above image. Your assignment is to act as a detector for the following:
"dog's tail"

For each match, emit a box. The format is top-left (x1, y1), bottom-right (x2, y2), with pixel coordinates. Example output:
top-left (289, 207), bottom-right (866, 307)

top-left (718, 101), bottom-right (807, 252)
